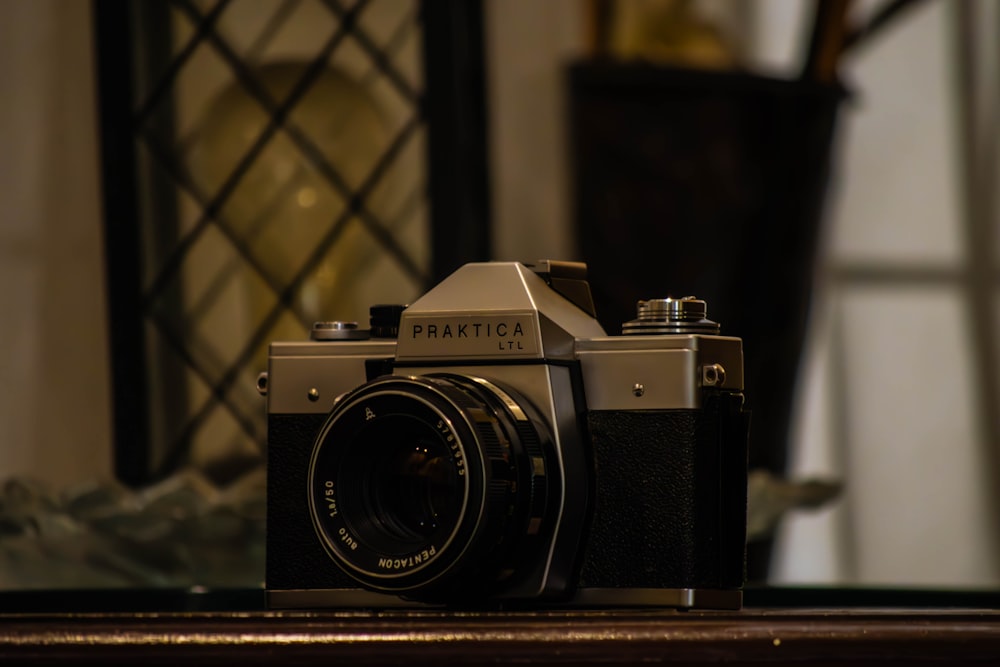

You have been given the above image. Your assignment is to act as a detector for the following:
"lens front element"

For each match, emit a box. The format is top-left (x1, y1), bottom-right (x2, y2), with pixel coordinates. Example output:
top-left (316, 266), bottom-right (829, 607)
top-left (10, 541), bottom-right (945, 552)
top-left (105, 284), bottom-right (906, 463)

top-left (337, 410), bottom-right (464, 552)
top-left (364, 419), bottom-right (460, 542)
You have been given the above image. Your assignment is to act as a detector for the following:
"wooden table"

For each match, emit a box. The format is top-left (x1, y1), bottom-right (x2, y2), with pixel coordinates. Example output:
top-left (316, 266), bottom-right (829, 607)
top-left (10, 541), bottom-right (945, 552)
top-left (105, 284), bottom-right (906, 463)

top-left (2, 590), bottom-right (1000, 665)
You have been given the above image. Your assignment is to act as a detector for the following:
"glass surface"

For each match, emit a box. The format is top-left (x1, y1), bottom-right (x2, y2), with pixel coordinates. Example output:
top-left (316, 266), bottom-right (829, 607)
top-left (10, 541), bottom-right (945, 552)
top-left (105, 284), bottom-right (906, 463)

top-left (7, 0), bottom-right (1000, 614)
top-left (0, 468), bottom-right (265, 590)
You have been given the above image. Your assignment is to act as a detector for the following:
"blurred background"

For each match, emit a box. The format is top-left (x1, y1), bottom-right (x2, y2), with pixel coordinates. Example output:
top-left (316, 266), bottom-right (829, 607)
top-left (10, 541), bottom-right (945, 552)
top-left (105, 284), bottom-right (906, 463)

top-left (0, 0), bottom-right (998, 593)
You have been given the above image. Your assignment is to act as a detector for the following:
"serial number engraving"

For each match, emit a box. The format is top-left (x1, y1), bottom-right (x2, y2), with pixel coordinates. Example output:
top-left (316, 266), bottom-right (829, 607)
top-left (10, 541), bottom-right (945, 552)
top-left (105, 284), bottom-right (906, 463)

top-left (437, 419), bottom-right (465, 476)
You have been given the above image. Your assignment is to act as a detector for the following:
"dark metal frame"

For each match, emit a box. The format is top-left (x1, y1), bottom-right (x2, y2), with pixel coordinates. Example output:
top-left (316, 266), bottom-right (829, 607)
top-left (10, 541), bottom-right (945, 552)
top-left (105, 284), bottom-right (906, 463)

top-left (92, 0), bottom-right (491, 486)
top-left (93, 0), bottom-right (151, 485)
top-left (420, 0), bottom-right (492, 284)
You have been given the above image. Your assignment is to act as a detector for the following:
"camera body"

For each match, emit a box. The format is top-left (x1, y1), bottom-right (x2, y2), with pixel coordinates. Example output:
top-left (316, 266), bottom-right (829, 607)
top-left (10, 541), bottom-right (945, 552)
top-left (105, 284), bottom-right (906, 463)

top-left (263, 260), bottom-right (749, 610)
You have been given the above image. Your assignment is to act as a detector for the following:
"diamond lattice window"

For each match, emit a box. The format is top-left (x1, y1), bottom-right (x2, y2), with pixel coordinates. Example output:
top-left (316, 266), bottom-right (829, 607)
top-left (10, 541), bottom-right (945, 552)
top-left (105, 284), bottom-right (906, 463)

top-left (104, 0), bottom-right (433, 484)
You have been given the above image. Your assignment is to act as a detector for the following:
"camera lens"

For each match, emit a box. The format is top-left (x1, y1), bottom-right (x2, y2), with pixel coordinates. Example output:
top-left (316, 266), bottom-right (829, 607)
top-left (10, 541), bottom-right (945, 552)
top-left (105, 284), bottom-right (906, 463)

top-left (307, 374), bottom-right (555, 599)
top-left (341, 414), bottom-right (462, 546)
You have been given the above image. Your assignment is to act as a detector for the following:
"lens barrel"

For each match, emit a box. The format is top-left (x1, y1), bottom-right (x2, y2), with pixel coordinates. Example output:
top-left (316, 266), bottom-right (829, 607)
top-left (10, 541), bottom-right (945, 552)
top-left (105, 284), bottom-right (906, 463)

top-left (307, 374), bottom-right (554, 600)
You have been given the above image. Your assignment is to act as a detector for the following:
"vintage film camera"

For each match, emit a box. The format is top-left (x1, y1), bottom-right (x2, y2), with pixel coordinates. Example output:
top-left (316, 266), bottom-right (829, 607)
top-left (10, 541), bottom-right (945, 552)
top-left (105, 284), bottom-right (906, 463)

top-left (261, 260), bottom-right (749, 610)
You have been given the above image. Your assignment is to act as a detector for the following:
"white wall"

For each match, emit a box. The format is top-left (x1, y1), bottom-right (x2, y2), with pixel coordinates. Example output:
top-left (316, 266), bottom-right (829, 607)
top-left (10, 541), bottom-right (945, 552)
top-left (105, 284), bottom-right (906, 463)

top-left (0, 0), bottom-right (113, 489)
top-left (485, 0), bottom-right (585, 263)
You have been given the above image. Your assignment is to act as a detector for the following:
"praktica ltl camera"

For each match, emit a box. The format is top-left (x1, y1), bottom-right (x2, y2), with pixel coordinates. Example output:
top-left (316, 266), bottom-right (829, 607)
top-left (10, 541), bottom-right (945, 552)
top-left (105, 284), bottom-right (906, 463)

top-left (261, 260), bottom-right (749, 610)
